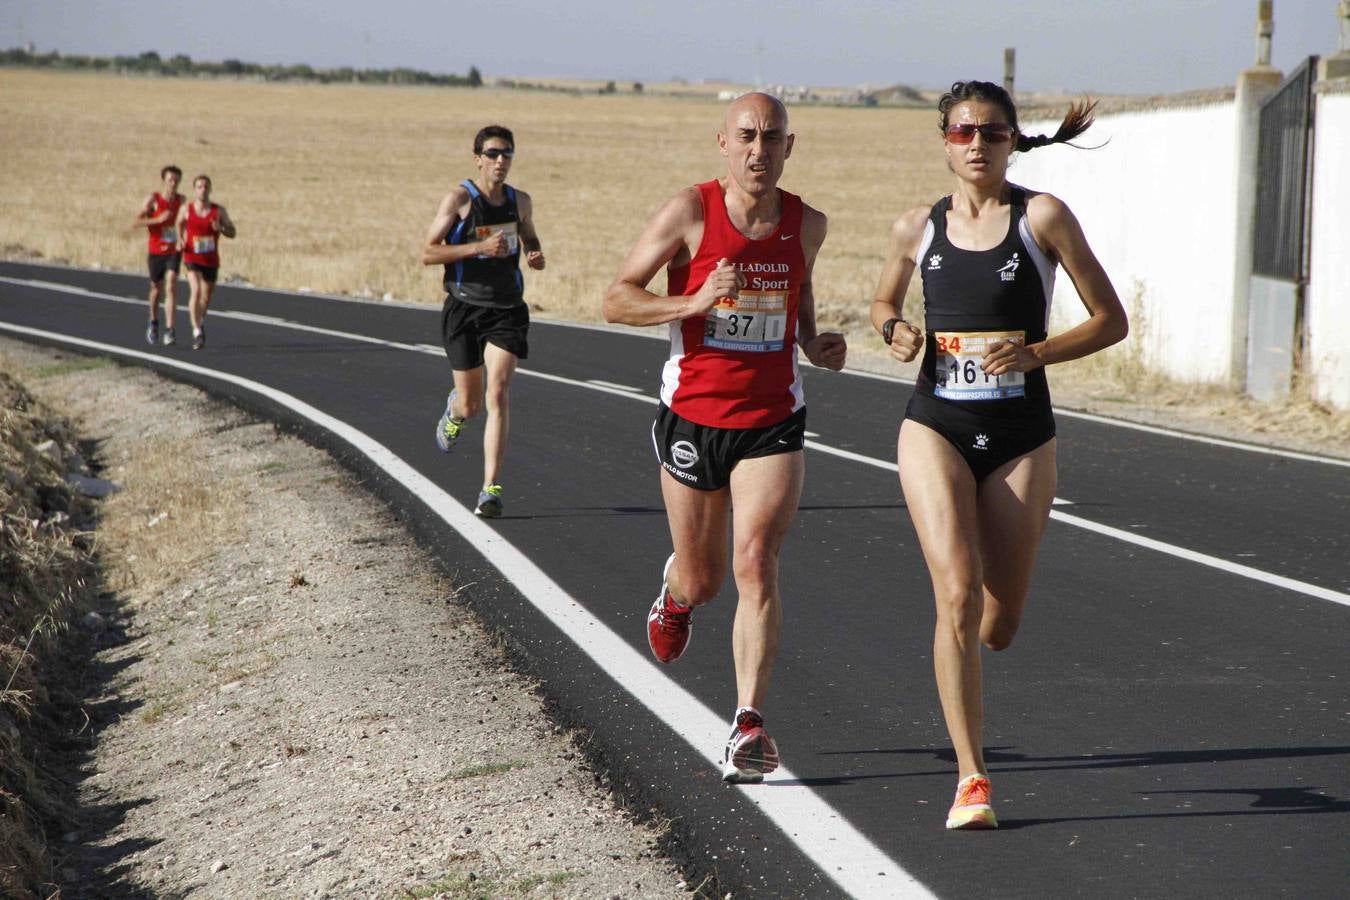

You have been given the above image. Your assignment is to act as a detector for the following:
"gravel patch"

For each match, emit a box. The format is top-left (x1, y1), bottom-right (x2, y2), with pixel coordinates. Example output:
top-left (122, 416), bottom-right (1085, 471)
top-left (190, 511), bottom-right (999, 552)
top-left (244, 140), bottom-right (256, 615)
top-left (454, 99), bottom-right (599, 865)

top-left (2, 338), bottom-right (690, 899)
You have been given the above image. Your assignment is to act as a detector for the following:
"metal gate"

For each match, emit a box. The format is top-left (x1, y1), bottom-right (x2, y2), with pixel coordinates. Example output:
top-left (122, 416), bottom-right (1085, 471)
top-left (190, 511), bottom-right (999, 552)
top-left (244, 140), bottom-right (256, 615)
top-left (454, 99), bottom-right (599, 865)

top-left (1247, 56), bottom-right (1318, 401)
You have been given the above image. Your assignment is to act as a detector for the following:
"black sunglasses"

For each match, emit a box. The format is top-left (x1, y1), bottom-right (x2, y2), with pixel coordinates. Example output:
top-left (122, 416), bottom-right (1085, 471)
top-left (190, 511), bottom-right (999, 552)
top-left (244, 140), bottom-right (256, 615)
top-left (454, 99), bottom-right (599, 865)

top-left (480, 148), bottom-right (515, 160)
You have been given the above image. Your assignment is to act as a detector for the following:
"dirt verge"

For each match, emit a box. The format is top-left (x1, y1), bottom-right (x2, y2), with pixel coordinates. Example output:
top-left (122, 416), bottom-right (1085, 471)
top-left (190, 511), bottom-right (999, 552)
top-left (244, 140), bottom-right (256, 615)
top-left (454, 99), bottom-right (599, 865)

top-left (0, 337), bottom-right (689, 899)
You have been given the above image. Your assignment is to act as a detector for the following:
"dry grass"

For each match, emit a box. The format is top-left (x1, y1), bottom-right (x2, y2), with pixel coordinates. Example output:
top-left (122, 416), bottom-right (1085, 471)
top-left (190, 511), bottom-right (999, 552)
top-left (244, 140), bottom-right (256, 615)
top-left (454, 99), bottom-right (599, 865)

top-left (95, 431), bottom-right (249, 599)
top-left (3, 69), bottom-right (1344, 448)
top-left (0, 68), bottom-right (945, 330)
top-left (0, 371), bottom-right (97, 899)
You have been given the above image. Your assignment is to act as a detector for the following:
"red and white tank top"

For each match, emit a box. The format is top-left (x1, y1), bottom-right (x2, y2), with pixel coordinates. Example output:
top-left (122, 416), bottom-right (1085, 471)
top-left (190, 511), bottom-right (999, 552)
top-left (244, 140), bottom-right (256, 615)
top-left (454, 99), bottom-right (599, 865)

top-left (183, 202), bottom-right (221, 268)
top-left (146, 192), bottom-right (183, 255)
top-left (661, 180), bottom-right (806, 429)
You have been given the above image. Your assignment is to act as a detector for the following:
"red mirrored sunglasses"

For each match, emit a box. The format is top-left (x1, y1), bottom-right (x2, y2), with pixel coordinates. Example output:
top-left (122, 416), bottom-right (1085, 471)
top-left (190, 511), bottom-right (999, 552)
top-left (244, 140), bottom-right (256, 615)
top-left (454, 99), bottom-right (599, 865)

top-left (945, 123), bottom-right (1015, 144)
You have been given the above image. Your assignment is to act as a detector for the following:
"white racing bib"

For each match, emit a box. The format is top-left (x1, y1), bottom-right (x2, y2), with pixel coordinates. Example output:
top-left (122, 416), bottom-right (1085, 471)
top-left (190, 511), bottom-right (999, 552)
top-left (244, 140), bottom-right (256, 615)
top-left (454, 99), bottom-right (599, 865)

top-left (192, 235), bottom-right (216, 255)
top-left (474, 222), bottom-right (519, 257)
top-left (933, 330), bottom-right (1026, 400)
top-left (159, 227), bottom-right (177, 243)
top-left (703, 290), bottom-right (788, 352)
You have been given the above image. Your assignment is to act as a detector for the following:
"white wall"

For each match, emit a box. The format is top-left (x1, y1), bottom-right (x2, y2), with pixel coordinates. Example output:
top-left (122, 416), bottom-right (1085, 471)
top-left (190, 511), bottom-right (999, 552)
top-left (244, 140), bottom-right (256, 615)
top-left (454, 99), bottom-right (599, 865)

top-left (1305, 87), bottom-right (1350, 410)
top-left (1014, 103), bottom-right (1238, 384)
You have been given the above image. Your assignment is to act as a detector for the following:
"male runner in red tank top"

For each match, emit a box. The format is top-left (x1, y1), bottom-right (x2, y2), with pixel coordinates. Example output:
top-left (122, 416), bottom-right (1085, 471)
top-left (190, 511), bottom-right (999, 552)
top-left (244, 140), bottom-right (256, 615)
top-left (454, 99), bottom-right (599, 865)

top-left (132, 165), bottom-right (185, 346)
top-left (605, 93), bottom-right (846, 784)
top-left (174, 175), bottom-right (236, 350)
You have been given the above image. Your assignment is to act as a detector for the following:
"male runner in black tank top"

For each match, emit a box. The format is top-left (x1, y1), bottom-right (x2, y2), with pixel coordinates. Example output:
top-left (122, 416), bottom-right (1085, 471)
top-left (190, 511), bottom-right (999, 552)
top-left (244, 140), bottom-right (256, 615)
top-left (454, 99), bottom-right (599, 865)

top-left (869, 80), bottom-right (1127, 830)
top-left (421, 125), bottom-right (546, 518)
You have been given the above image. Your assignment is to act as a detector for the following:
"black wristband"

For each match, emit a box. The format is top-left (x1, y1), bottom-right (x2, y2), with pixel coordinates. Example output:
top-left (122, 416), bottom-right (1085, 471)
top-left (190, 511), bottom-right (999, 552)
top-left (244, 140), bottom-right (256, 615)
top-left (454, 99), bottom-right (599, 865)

top-left (882, 317), bottom-right (903, 345)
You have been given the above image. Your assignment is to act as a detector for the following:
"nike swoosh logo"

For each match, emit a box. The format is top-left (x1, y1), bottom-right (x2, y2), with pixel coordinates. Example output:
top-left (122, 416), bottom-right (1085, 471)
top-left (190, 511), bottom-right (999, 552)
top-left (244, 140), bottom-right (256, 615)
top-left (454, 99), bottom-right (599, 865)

top-left (780, 234), bottom-right (794, 240)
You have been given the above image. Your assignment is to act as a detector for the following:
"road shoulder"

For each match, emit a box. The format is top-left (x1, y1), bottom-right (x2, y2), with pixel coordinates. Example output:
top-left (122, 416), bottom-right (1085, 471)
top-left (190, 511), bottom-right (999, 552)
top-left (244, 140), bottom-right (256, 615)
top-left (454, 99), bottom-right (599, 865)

top-left (1, 337), bottom-right (687, 898)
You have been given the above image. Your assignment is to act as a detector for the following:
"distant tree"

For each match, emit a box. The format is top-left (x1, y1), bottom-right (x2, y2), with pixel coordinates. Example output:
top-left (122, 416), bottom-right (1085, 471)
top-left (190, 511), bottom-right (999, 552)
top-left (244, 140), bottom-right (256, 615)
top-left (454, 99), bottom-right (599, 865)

top-left (137, 50), bottom-right (161, 71)
top-left (467, 65), bottom-right (482, 87)
top-left (222, 58), bottom-right (244, 75)
top-left (632, 82), bottom-right (643, 94)
top-left (602, 80), bottom-right (616, 94)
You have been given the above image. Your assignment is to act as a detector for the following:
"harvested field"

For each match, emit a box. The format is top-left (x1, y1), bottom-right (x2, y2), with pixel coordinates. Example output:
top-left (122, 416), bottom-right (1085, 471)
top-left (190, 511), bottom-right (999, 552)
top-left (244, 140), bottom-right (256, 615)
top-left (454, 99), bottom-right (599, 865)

top-left (0, 68), bottom-right (947, 328)
top-left (3, 68), bottom-right (1345, 453)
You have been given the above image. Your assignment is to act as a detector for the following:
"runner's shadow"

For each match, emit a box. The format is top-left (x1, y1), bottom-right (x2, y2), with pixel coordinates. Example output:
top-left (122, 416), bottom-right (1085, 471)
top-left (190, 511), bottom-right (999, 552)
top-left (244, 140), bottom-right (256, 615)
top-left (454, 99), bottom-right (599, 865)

top-left (818, 744), bottom-right (1350, 774)
top-left (997, 786), bottom-right (1350, 830)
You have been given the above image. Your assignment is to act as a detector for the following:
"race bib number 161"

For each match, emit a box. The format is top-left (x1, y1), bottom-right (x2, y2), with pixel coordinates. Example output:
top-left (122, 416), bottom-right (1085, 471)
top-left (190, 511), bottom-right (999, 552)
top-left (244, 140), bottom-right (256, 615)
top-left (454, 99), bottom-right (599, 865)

top-left (933, 330), bottom-right (1026, 400)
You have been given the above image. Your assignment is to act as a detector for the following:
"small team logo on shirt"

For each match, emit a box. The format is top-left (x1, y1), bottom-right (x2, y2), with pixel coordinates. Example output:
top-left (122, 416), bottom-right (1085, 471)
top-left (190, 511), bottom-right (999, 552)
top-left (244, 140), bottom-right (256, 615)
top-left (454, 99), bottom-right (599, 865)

top-left (670, 440), bottom-right (700, 469)
top-left (997, 253), bottom-right (1020, 282)
top-left (973, 433), bottom-right (990, 450)
top-left (927, 254), bottom-right (943, 270)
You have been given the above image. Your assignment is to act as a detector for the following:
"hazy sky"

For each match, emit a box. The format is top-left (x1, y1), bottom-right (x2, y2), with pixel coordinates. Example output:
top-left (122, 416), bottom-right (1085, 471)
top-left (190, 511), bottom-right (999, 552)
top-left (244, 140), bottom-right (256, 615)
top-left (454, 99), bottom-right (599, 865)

top-left (2, 1), bottom-right (1342, 94)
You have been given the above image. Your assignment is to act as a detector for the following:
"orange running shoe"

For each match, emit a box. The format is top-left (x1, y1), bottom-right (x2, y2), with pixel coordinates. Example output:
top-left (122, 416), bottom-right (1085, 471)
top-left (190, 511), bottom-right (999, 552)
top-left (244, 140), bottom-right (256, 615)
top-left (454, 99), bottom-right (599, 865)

top-left (945, 774), bottom-right (998, 830)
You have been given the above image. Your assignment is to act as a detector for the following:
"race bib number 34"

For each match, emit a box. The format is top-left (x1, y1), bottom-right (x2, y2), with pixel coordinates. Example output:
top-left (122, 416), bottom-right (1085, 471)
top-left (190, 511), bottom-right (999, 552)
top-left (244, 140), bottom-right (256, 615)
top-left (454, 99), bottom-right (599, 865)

top-left (934, 330), bottom-right (1026, 400)
top-left (704, 290), bottom-right (788, 352)
top-left (475, 222), bottom-right (519, 256)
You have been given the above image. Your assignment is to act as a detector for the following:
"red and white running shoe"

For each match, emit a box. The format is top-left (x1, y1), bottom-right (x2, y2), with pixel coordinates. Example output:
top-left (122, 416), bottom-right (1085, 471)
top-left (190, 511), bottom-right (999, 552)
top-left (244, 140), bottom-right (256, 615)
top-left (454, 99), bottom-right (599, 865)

top-left (646, 554), bottom-right (692, 664)
top-left (721, 707), bottom-right (779, 784)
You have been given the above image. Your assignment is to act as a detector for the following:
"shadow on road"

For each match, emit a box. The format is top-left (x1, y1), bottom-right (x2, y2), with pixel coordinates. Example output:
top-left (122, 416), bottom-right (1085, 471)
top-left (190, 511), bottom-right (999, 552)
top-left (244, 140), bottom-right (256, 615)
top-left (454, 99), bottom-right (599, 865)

top-left (773, 744), bottom-right (1350, 826)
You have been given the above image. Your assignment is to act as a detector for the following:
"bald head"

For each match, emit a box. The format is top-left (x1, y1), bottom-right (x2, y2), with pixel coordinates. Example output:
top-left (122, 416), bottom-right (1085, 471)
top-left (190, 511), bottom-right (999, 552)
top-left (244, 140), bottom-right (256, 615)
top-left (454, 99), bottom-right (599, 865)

top-left (717, 92), bottom-right (794, 195)
top-left (723, 91), bottom-right (789, 133)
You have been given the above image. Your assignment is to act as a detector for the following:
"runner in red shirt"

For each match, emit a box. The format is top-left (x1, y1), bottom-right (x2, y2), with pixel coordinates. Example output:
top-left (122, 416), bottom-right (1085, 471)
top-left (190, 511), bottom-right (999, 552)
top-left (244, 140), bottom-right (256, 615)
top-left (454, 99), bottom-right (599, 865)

top-left (132, 165), bottom-right (185, 345)
top-left (174, 175), bottom-right (236, 350)
top-left (604, 93), bottom-right (846, 784)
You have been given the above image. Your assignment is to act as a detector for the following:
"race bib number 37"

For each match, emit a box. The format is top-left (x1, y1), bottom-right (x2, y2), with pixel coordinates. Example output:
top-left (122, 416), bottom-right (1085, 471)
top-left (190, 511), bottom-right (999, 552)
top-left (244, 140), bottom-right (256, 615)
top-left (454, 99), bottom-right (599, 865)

top-left (934, 330), bottom-right (1026, 400)
top-left (704, 290), bottom-right (788, 352)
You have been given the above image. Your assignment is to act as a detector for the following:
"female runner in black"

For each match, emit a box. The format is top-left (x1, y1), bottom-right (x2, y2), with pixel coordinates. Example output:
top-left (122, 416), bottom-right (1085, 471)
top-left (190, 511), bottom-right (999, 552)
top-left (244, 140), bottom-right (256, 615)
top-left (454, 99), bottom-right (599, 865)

top-left (871, 80), bottom-right (1128, 829)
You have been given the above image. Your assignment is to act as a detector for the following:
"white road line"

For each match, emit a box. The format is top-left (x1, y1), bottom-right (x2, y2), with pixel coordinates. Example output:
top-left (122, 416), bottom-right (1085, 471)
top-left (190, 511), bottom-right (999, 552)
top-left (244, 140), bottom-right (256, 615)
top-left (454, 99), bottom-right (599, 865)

top-left (1050, 407), bottom-right (1350, 468)
top-left (5, 277), bottom-right (1348, 609)
top-left (0, 320), bottom-right (933, 899)
top-left (585, 378), bottom-right (645, 393)
top-left (5, 272), bottom-right (1347, 468)
top-left (1050, 510), bottom-right (1350, 608)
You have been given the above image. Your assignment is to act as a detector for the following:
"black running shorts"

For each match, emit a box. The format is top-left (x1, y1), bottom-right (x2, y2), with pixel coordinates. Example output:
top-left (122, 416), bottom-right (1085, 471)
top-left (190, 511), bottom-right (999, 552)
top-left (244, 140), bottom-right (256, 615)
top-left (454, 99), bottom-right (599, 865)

top-left (904, 390), bottom-right (1055, 482)
top-left (185, 262), bottom-right (218, 283)
top-left (440, 297), bottom-right (530, 370)
top-left (148, 252), bottom-right (182, 283)
top-left (651, 403), bottom-right (806, 492)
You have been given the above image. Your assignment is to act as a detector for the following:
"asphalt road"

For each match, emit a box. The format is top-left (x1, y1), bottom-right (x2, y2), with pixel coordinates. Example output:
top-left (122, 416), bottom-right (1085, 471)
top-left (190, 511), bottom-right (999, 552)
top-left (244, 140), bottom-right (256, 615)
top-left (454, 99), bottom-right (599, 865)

top-left (2, 260), bottom-right (1347, 899)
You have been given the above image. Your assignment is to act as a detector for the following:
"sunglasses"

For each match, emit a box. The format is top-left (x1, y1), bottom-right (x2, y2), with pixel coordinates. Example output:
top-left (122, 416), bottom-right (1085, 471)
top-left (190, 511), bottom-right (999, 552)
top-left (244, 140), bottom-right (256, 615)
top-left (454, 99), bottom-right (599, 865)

top-left (945, 123), bottom-right (1014, 144)
top-left (479, 148), bottom-right (515, 160)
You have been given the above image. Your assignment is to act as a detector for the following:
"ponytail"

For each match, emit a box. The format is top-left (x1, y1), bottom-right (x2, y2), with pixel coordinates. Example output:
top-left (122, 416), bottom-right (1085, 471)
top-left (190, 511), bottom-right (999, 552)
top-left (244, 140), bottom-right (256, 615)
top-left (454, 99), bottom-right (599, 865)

top-left (1015, 99), bottom-right (1097, 152)
top-left (939, 80), bottom-right (1098, 153)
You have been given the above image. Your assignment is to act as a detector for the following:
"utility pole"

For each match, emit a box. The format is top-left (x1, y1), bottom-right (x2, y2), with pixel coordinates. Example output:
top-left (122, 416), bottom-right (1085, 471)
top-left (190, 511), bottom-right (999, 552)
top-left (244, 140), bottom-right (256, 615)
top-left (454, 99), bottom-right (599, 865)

top-left (1321, 1), bottom-right (1350, 79)
top-left (1003, 47), bottom-right (1015, 97)
top-left (1229, 0), bottom-right (1284, 389)
top-left (1256, 0), bottom-right (1273, 66)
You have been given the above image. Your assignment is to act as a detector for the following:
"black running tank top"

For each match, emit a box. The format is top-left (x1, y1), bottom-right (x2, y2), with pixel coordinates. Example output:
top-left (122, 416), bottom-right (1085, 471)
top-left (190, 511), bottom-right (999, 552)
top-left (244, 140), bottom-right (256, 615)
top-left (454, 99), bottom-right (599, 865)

top-left (443, 180), bottom-right (524, 308)
top-left (915, 186), bottom-right (1056, 414)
